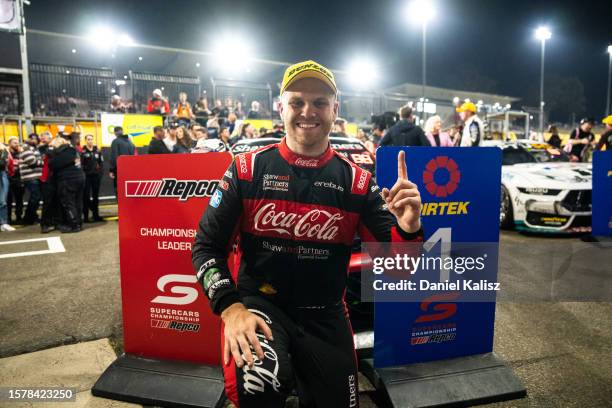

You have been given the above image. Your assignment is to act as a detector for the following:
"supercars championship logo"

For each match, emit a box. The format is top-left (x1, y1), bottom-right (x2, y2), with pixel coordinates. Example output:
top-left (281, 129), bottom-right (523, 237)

top-left (125, 179), bottom-right (220, 201)
top-left (420, 156), bottom-right (469, 216)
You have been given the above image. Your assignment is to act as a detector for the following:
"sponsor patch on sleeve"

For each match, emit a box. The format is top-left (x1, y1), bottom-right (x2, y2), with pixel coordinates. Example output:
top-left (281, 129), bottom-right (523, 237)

top-left (210, 189), bottom-right (223, 208)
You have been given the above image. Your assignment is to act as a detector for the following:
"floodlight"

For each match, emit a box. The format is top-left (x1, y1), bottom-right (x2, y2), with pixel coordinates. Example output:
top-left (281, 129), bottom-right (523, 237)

top-left (346, 58), bottom-right (378, 89)
top-left (535, 26), bottom-right (551, 41)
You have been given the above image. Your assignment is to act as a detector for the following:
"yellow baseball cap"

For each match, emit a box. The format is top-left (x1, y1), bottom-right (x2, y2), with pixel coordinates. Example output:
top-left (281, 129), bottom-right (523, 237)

top-left (602, 115), bottom-right (612, 125)
top-left (280, 60), bottom-right (337, 95)
top-left (456, 102), bottom-right (477, 113)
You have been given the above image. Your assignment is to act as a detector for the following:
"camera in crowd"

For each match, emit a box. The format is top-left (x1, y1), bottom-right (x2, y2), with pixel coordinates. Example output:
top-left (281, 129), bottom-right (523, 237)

top-left (371, 111), bottom-right (399, 132)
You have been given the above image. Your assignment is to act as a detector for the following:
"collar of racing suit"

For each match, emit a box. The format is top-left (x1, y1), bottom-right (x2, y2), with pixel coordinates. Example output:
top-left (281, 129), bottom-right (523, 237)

top-left (278, 137), bottom-right (334, 168)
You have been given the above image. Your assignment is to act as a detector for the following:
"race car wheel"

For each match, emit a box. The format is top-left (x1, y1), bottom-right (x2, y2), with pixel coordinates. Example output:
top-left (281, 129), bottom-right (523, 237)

top-left (500, 185), bottom-right (514, 229)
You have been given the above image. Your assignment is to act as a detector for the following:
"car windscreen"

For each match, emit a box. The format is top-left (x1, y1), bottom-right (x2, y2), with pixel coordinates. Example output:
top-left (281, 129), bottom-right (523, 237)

top-left (502, 146), bottom-right (537, 165)
top-left (526, 147), bottom-right (570, 163)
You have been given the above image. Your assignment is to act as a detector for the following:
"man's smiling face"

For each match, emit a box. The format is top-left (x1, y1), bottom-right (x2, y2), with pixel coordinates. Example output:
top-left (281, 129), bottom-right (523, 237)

top-left (280, 78), bottom-right (338, 148)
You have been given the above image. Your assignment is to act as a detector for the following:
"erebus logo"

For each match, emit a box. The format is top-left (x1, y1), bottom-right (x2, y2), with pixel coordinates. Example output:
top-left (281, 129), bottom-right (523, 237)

top-left (125, 178), bottom-right (220, 201)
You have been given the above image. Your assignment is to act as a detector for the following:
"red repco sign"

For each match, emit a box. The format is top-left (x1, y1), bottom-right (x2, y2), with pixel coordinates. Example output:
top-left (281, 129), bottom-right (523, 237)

top-left (117, 153), bottom-right (232, 365)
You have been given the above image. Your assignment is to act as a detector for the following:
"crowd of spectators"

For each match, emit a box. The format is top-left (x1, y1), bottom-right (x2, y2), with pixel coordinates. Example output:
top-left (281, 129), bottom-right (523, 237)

top-left (0, 126), bottom-right (104, 234)
top-left (144, 117), bottom-right (286, 156)
top-left (107, 89), bottom-right (274, 124)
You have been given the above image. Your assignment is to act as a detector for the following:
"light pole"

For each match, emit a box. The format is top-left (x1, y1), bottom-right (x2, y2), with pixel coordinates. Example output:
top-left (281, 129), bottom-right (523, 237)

top-left (606, 45), bottom-right (612, 116)
top-left (408, 0), bottom-right (435, 101)
top-left (535, 26), bottom-right (551, 139)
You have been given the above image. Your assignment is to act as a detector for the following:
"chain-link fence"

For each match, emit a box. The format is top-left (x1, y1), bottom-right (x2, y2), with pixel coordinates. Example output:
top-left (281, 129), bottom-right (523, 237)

top-left (0, 80), bottom-right (21, 115)
top-left (211, 78), bottom-right (273, 119)
top-left (338, 91), bottom-right (381, 124)
top-left (29, 63), bottom-right (115, 117)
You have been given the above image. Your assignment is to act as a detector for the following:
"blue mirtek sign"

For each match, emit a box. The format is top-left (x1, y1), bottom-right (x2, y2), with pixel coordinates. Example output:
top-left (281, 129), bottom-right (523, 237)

top-left (374, 147), bottom-right (501, 367)
top-left (592, 151), bottom-right (612, 236)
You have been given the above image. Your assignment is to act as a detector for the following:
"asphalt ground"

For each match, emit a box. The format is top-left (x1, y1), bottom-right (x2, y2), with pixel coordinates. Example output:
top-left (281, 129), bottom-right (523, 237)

top-left (0, 206), bottom-right (611, 407)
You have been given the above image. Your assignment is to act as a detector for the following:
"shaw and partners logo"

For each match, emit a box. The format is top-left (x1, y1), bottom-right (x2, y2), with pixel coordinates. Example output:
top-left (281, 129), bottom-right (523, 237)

top-left (421, 156), bottom-right (469, 216)
top-left (125, 178), bottom-right (220, 201)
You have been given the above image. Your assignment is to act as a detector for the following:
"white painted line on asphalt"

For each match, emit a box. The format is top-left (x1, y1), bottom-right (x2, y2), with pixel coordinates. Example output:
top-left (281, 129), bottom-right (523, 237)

top-left (0, 236), bottom-right (66, 259)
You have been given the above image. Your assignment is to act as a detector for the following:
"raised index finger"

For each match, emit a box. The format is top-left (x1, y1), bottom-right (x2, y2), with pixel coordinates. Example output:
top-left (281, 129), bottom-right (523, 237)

top-left (397, 150), bottom-right (408, 181)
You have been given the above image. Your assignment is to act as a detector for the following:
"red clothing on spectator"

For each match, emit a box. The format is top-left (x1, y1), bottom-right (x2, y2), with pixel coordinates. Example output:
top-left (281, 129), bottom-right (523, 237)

top-left (147, 98), bottom-right (170, 115)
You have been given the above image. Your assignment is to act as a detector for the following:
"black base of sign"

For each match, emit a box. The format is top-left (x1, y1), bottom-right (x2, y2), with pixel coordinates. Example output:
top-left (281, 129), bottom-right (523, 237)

top-left (92, 354), bottom-right (225, 408)
top-left (361, 352), bottom-right (526, 408)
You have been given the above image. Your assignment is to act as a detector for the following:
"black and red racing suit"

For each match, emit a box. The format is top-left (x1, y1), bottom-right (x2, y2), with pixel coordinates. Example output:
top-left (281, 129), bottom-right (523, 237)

top-left (192, 138), bottom-right (423, 408)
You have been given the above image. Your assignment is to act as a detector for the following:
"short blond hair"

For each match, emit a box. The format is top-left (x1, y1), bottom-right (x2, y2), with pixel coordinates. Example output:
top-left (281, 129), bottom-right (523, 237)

top-left (424, 115), bottom-right (442, 134)
top-left (50, 137), bottom-right (69, 148)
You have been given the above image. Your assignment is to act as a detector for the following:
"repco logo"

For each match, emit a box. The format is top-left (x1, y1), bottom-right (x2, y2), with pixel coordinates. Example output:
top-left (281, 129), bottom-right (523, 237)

top-left (151, 274), bottom-right (199, 305)
top-left (254, 203), bottom-right (343, 241)
top-left (125, 179), bottom-right (219, 201)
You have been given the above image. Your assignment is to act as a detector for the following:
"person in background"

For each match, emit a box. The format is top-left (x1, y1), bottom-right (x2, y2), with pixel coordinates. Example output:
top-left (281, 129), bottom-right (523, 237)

top-left (247, 100), bottom-right (262, 119)
top-left (194, 92), bottom-right (211, 126)
top-left (109, 126), bottom-right (136, 194)
top-left (173, 126), bottom-right (192, 153)
top-left (356, 128), bottom-right (376, 154)
top-left (6, 136), bottom-right (24, 224)
top-left (547, 125), bottom-right (562, 148)
top-left (448, 125), bottom-right (463, 146)
top-left (231, 123), bottom-right (255, 146)
top-left (235, 101), bottom-right (245, 119)
top-left (38, 131), bottom-right (58, 233)
top-left (565, 118), bottom-right (595, 162)
top-left (270, 123), bottom-right (285, 139)
top-left (110, 95), bottom-right (128, 113)
top-left (225, 97), bottom-right (236, 115)
top-left (457, 102), bottom-right (484, 147)
top-left (211, 99), bottom-right (228, 118)
top-left (226, 113), bottom-right (238, 135)
top-left (81, 134), bottom-right (104, 223)
top-left (356, 128), bottom-right (367, 143)
top-left (0, 142), bottom-right (15, 232)
top-left (595, 115), bottom-right (612, 151)
top-left (49, 137), bottom-right (84, 233)
top-left (331, 117), bottom-right (349, 138)
top-left (218, 126), bottom-right (231, 145)
top-left (38, 131), bottom-right (52, 153)
top-left (19, 133), bottom-right (43, 225)
top-left (369, 124), bottom-right (384, 147)
top-left (147, 89), bottom-right (170, 115)
top-left (424, 115), bottom-right (454, 147)
top-left (165, 123), bottom-right (179, 151)
top-left (259, 127), bottom-right (269, 137)
top-left (380, 104), bottom-right (428, 147)
top-left (148, 126), bottom-right (171, 154)
top-left (194, 127), bottom-right (208, 142)
top-left (173, 92), bottom-right (196, 127)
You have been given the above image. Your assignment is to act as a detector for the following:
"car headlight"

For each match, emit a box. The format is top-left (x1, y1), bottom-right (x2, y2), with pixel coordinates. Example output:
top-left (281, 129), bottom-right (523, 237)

top-left (517, 187), bottom-right (561, 195)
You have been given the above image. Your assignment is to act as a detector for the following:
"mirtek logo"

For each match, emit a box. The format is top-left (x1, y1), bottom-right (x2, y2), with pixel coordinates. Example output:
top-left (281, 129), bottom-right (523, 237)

top-left (423, 156), bottom-right (460, 197)
top-left (421, 157), bottom-right (469, 216)
top-left (125, 179), bottom-right (220, 201)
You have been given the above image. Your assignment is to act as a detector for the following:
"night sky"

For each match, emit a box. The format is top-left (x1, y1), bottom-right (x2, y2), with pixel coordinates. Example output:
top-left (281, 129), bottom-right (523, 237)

top-left (14, 0), bottom-right (612, 119)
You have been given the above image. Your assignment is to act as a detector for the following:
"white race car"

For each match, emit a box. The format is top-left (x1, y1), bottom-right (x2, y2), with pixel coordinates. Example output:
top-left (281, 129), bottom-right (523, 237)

top-left (484, 140), bottom-right (592, 233)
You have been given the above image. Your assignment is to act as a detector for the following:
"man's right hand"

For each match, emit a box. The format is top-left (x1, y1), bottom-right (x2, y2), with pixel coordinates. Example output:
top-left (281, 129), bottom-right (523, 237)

top-left (221, 303), bottom-right (273, 368)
